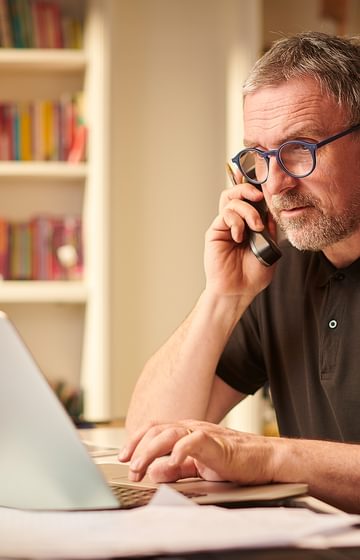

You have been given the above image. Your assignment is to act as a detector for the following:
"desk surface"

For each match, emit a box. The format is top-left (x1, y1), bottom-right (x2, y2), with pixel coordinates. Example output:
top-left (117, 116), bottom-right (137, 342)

top-left (1, 426), bottom-right (359, 560)
top-left (143, 548), bottom-right (360, 559)
top-left (79, 425), bottom-right (127, 448)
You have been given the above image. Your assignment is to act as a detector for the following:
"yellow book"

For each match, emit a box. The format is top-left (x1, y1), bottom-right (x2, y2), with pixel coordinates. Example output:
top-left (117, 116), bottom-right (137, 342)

top-left (19, 102), bottom-right (32, 161)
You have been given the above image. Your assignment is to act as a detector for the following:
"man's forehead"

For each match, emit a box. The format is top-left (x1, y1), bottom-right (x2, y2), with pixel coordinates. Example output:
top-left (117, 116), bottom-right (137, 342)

top-left (243, 80), bottom-right (325, 121)
top-left (242, 79), bottom-right (342, 145)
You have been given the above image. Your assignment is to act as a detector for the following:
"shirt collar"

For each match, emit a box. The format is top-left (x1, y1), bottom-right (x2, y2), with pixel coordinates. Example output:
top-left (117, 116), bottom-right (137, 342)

top-left (316, 251), bottom-right (360, 287)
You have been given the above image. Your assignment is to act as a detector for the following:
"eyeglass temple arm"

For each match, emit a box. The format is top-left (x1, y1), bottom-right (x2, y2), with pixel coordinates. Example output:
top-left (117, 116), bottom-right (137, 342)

top-left (316, 123), bottom-right (360, 149)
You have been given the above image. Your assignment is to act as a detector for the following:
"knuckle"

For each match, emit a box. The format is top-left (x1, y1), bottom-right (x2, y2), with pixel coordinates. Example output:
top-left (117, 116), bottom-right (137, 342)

top-left (147, 424), bottom-right (163, 437)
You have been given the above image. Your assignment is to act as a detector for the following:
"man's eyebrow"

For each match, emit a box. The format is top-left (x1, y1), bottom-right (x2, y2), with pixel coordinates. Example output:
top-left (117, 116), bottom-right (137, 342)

top-left (243, 128), bottom-right (324, 148)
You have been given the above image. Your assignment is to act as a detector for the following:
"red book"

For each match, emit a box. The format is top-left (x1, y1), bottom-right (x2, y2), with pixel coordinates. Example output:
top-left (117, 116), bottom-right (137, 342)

top-left (46, 2), bottom-right (63, 48)
top-left (0, 104), bottom-right (13, 160)
top-left (32, 1), bottom-right (48, 48)
top-left (67, 124), bottom-right (87, 163)
top-left (0, 0), bottom-right (13, 47)
top-left (31, 215), bottom-right (53, 280)
top-left (0, 218), bottom-right (9, 280)
top-left (0, 104), bottom-right (7, 160)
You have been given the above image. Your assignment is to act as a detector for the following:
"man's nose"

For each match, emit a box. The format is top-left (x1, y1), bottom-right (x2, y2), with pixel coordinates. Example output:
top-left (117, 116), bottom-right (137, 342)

top-left (264, 157), bottom-right (298, 196)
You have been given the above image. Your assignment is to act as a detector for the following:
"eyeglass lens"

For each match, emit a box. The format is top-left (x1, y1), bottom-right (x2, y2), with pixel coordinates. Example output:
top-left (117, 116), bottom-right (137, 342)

top-left (239, 142), bottom-right (315, 183)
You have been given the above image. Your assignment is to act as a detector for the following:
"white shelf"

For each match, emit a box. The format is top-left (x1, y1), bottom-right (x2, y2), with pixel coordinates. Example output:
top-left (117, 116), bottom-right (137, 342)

top-left (0, 161), bottom-right (88, 179)
top-left (0, 281), bottom-right (87, 303)
top-left (0, 49), bottom-right (87, 72)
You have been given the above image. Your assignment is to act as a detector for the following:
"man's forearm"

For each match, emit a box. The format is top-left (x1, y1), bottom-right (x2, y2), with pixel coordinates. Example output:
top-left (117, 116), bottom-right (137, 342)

top-left (273, 437), bottom-right (360, 513)
top-left (125, 290), bottom-right (250, 433)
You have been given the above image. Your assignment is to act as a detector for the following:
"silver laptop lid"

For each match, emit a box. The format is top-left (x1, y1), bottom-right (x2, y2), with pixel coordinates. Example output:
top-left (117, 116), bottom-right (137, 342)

top-left (0, 311), bottom-right (118, 510)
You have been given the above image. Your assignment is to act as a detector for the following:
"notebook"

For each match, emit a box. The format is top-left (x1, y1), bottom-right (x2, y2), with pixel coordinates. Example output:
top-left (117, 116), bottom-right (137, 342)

top-left (0, 311), bottom-right (307, 510)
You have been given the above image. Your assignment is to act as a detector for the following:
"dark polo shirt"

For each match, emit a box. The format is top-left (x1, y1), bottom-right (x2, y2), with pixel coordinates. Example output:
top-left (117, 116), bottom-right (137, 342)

top-left (216, 240), bottom-right (360, 442)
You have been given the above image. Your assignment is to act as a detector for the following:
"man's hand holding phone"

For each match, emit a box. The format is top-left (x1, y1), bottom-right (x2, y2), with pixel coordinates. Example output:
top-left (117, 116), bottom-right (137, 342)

top-left (203, 165), bottom-right (280, 300)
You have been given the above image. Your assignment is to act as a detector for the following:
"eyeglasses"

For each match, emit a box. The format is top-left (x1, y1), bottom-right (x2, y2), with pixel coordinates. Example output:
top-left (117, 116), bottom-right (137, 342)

top-left (232, 123), bottom-right (360, 185)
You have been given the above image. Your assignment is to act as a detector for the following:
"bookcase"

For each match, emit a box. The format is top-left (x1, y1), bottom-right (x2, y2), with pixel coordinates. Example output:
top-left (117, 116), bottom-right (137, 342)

top-left (0, 0), bottom-right (111, 421)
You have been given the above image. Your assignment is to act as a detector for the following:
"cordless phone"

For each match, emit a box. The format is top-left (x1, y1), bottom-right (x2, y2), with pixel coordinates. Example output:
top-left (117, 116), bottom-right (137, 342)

top-left (226, 163), bottom-right (282, 267)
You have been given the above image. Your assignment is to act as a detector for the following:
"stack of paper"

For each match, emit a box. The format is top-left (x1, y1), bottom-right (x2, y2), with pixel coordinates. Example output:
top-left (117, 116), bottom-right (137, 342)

top-left (0, 486), bottom-right (358, 559)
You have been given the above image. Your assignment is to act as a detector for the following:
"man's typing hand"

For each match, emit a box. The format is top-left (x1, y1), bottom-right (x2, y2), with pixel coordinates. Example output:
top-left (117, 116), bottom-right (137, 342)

top-left (119, 420), bottom-right (277, 485)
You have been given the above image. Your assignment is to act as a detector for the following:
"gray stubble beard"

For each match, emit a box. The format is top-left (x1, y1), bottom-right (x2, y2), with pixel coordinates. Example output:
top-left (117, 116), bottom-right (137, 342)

top-left (270, 191), bottom-right (360, 251)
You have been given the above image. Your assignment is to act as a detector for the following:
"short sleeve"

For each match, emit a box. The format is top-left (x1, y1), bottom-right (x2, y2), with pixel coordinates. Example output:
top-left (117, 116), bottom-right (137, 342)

top-left (216, 301), bottom-right (268, 395)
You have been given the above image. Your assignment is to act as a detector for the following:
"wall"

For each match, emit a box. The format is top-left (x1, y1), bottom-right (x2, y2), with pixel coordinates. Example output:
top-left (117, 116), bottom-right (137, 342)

top-left (263, 0), bottom-right (360, 50)
top-left (109, 0), bottom-right (262, 420)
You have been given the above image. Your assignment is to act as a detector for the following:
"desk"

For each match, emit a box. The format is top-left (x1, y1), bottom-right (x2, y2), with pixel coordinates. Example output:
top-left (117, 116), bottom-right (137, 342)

top-left (1, 426), bottom-right (360, 560)
top-left (79, 425), bottom-right (127, 450)
top-left (139, 549), bottom-right (360, 559)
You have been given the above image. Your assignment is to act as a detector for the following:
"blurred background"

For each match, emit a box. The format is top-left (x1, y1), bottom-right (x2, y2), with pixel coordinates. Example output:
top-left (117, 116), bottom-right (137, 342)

top-left (0, 0), bottom-right (358, 433)
top-left (110, 0), bottom-right (359, 432)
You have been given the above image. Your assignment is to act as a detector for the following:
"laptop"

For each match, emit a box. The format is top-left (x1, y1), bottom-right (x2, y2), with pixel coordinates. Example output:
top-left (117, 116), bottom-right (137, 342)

top-left (0, 311), bottom-right (307, 511)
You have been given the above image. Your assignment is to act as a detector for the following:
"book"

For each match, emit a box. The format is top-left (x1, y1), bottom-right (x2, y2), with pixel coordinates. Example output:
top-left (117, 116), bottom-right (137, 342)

top-left (0, 0), bottom-right (13, 47)
top-left (0, 218), bottom-right (9, 280)
top-left (0, 0), bottom-right (83, 50)
top-left (19, 102), bottom-right (32, 160)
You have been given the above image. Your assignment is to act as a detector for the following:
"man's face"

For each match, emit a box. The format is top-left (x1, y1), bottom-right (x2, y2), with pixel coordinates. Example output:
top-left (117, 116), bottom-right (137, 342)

top-left (243, 77), bottom-right (360, 251)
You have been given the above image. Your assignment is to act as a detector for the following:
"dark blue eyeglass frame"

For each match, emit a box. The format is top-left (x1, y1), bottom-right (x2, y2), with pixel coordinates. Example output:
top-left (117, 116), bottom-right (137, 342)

top-left (232, 123), bottom-right (360, 185)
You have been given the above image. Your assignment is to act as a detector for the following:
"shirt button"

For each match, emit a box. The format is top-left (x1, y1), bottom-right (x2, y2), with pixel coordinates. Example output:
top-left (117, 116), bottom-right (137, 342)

top-left (334, 272), bottom-right (345, 281)
top-left (328, 319), bottom-right (337, 329)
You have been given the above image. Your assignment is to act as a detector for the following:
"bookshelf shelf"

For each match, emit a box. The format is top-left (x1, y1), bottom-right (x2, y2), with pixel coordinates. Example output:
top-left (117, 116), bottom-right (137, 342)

top-left (0, 161), bottom-right (88, 179)
top-left (0, 280), bottom-right (87, 303)
top-left (0, 49), bottom-right (86, 72)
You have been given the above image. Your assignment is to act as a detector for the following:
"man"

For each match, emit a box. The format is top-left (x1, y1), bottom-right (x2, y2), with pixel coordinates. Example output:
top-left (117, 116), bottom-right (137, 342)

top-left (121, 32), bottom-right (360, 513)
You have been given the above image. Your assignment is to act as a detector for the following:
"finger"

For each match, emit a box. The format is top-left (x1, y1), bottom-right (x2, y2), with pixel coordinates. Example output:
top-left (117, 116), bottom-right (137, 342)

top-left (221, 208), bottom-right (246, 244)
top-left (168, 430), bottom-right (224, 475)
top-left (118, 421), bottom-right (159, 462)
top-left (219, 184), bottom-right (264, 212)
top-left (222, 201), bottom-right (264, 239)
top-left (120, 420), bottom-right (204, 463)
top-left (130, 420), bottom-right (199, 461)
top-left (128, 425), bottom-right (193, 481)
top-left (147, 455), bottom-right (197, 483)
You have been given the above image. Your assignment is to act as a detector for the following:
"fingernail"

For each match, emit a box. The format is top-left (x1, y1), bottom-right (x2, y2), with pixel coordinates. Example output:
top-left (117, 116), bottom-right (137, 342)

top-left (118, 447), bottom-right (128, 461)
top-left (130, 457), bottom-right (142, 471)
top-left (168, 455), bottom-right (178, 467)
top-left (128, 470), bottom-right (141, 482)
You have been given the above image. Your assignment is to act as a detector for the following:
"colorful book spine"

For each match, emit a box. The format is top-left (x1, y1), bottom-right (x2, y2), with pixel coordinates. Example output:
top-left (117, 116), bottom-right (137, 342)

top-left (0, 215), bottom-right (83, 281)
top-left (0, 0), bottom-right (13, 47)
top-left (0, 103), bottom-right (12, 160)
top-left (0, 95), bottom-right (86, 161)
top-left (19, 102), bottom-right (32, 160)
top-left (0, 95), bottom-right (87, 162)
top-left (0, 0), bottom-right (83, 49)
top-left (12, 104), bottom-right (20, 161)
top-left (0, 218), bottom-right (9, 279)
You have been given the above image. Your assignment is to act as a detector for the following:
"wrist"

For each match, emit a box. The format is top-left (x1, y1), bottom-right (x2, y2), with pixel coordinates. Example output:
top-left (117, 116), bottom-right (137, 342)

top-left (269, 437), bottom-right (304, 484)
top-left (199, 289), bottom-right (253, 330)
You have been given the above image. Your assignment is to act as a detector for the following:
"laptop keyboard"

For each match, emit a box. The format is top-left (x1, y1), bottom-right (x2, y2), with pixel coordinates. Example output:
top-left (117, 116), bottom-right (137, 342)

top-left (110, 483), bottom-right (207, 509)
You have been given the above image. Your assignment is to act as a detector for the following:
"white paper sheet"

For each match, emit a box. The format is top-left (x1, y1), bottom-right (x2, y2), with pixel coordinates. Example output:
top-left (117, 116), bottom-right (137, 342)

top-left (0, 486), bottom-right (358, 559)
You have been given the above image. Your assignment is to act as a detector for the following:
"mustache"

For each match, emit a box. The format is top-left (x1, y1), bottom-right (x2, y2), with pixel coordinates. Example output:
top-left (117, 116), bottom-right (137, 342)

top-left (270, 191), bottom-right (319, 212)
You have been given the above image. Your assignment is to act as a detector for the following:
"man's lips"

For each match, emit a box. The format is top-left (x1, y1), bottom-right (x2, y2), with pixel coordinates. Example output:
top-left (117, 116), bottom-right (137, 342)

top-left (278, 205), bottom-right (313, 217)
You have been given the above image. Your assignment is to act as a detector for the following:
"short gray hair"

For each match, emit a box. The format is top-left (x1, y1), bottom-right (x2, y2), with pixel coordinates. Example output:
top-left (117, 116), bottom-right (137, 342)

top-left (243, 32), bottom-right (360, 124)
